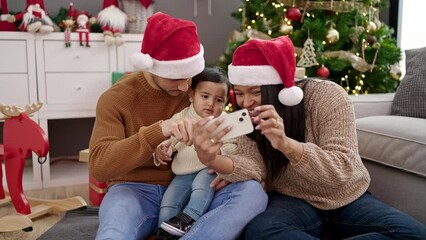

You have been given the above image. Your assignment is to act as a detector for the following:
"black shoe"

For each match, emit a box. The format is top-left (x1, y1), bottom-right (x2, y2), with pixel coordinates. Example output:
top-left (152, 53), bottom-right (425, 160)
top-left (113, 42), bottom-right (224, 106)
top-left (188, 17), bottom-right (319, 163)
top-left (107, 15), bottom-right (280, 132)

top-left (156, 227), bottom-right (179, 240)
top-left (160, 212), bottom-right (195, 237)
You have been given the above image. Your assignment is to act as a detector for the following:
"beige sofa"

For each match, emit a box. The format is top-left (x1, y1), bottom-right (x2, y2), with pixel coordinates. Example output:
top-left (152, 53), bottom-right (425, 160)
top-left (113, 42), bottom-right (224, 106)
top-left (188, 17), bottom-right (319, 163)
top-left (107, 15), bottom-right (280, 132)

top-left (349, 93), bottom-right (426, 225)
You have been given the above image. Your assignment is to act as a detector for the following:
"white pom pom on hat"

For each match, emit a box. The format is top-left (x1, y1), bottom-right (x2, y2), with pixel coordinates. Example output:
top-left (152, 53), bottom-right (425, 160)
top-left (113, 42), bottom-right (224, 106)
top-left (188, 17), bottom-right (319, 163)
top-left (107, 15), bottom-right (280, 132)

top-left (130, 12), bottom-right (205, 79)
top-left (228, 36), bottom-right (303, 106)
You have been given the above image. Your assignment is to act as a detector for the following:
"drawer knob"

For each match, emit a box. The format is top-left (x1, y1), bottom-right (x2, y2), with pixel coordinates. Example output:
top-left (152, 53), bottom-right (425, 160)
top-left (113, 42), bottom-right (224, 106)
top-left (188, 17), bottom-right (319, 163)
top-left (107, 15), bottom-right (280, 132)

top-left (74, 55), bottom-right (80, 59)
top-left (76, 86), bottom-right (82, 90)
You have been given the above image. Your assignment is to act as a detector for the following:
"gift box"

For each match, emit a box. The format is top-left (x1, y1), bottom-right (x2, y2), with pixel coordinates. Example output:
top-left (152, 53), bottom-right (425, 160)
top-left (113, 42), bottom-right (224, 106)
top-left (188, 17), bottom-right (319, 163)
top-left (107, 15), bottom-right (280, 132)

top-left (89, 175), bottom-right (107, 206)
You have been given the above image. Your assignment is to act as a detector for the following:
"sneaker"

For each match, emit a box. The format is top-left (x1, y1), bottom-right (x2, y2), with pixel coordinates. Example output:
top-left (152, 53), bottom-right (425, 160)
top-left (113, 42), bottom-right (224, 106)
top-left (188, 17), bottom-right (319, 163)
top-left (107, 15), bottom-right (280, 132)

top-left (160, 212), bottom-right (195, 237)
top-left (156, 227), bottom-right (179, 240)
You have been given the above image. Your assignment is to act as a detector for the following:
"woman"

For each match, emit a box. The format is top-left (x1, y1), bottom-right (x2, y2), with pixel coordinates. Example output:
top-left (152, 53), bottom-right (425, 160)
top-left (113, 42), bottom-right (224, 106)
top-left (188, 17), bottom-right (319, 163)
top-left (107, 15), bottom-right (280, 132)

top-left (192, 36), bottom-right (426, 239)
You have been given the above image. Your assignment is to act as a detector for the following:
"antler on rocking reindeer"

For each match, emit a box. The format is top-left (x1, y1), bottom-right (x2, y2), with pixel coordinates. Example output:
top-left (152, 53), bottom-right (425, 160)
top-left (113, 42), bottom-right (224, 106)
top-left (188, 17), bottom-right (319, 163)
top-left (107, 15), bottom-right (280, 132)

top-left (0, 101), bottom-right (43, 119)
top-left (0, 101), bottom-right (87, 232)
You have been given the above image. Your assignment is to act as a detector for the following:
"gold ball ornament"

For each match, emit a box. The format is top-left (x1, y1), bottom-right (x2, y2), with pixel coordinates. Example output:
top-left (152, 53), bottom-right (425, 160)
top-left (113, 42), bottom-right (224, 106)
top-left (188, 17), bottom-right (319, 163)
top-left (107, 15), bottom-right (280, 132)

top-left (279, 23), bottom-right (293, 35)
top-left (366, 21), bottom-right (377, 33)
top-left (326, 28), bottom-right (339, 44)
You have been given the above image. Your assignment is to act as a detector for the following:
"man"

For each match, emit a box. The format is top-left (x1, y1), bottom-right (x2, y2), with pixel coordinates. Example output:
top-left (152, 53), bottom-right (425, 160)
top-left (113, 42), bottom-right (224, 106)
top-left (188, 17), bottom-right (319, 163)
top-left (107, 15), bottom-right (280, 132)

top-left (89, 12), bottom-right (267, 240)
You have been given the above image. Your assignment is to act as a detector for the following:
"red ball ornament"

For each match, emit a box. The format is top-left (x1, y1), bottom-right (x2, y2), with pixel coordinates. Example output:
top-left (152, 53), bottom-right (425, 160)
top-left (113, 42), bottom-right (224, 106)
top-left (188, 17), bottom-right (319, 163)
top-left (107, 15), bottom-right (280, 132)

top-left (317, 66), bottom-right (330, 78)
top-left (286, 7), bottom-right (302, 22)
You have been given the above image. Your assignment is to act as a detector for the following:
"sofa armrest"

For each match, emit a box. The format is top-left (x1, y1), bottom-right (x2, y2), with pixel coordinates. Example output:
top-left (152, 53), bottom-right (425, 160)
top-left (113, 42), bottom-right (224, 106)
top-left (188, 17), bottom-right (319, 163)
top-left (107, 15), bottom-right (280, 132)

top-left (348, 93), bottom-right (395, 119)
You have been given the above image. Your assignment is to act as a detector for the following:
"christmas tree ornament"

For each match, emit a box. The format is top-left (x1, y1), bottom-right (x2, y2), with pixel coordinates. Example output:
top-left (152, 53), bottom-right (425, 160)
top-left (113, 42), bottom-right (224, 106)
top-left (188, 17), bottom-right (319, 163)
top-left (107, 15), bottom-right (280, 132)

top-left (366, 21), bottom-right (377, 33)
top-left (297, 38), bottom-right (318, 67)
top-left (326, 26), bottom-right (339, 44)
top-left (286, 7), bottom-right (302, 22)
top-left (367, 35), bottom-right (376, 45)
top-left (317, 65), bottom-right (330, 78)
top-left (389, 63), bottom-right (401, 80)
top-left (279, 22), bottom-right (293, 35)
top-left (0, 0), bottom-right (18, 31)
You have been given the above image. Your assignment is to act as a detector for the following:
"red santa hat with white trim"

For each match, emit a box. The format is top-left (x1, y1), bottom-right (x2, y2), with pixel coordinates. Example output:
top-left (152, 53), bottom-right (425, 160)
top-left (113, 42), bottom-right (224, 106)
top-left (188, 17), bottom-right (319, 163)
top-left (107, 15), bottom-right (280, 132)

top-left (130, 12), bottom-right (205, 79)
top-left (228, 36), bottom-right (303, 106)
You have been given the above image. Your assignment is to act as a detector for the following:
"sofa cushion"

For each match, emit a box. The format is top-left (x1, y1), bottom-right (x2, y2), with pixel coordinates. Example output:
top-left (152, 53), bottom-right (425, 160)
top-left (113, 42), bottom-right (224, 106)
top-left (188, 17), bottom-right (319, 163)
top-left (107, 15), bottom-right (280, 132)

top-left (391, 47), bottom-right (426, 118)
top-left (356, 115), bottom-right (426, 177)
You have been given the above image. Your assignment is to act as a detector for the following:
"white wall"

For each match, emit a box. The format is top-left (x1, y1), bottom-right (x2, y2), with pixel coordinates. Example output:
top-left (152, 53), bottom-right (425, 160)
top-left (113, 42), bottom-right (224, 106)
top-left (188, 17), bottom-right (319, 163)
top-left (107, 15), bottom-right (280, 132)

top-left (398, 0), bottom-right (426, 50)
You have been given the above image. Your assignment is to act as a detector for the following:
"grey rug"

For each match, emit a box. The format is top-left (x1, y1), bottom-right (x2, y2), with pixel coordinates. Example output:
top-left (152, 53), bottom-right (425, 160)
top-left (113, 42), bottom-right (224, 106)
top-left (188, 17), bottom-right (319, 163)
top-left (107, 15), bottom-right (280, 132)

top-left (38, 207), bottom-right (99, 240)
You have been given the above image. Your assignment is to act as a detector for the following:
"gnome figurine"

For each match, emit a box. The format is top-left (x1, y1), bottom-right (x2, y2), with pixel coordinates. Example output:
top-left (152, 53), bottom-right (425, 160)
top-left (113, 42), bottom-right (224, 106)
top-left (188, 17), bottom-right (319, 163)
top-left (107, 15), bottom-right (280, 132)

top-left (0, 0), bottom-right (18, 31)
top-left (7, 0), bottom-right (55, 33)
top-left (97, 0), bottom-right (127, 46)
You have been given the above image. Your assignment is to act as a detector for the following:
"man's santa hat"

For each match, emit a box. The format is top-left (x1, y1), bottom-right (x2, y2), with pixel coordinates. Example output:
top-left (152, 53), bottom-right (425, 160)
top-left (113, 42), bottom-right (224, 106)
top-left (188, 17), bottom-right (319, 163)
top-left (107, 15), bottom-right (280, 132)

top-left (228, 36), bottom-right (303, 106)
top-left (130, 12), bottom-right (205, 79)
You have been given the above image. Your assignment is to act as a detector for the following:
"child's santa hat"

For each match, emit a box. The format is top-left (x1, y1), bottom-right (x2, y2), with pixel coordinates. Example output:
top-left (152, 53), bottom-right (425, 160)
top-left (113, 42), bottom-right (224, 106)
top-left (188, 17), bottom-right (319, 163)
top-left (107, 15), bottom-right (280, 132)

top-left (130, 12), bottom-right (205, 79)
top-left (228, 36), bottom-right (303, 106)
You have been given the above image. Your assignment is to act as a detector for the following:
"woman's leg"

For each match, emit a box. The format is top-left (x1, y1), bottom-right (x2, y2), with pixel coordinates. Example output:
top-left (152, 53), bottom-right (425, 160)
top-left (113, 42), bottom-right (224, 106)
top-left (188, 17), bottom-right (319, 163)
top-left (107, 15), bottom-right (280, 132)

top-left (245, 193), bottom-right (325, 240)
top-left (95, 182), bottom-right (166, 240)
top-left (181, 180), bottom-right (268, 240)
top-left (329, 191), bottom-right (426, 239)
top-left (158, 174), bottom-right (195, 226)
top-left (183, 168), bottom-right (217, 220)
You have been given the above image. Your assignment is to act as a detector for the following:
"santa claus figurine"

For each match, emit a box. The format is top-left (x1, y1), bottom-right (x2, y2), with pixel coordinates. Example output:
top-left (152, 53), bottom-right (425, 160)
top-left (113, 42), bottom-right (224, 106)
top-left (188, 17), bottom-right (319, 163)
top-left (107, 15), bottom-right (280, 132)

top-left (7, 0), bottom-right (54, 33)
top-left (97, 0), bottom-right (127, 46)
top-left (76, 11), bottom-right (91, 47)
top-left (0, 0), bottom-right (18, 31)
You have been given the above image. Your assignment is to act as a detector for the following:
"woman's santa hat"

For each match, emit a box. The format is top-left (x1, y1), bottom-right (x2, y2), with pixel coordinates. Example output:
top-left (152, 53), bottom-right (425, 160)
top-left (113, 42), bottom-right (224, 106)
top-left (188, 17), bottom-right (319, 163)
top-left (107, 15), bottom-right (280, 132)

top-left (228, 36), bottom-right (303, 106)
top-left (130, 12), bottom-right (205, 79)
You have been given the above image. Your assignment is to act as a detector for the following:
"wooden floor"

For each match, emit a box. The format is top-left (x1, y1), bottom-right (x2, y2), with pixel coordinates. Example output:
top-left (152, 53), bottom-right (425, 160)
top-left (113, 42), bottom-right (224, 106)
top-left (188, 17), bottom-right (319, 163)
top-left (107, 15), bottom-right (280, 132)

top-left (0, 184), bottom-right (90, 240)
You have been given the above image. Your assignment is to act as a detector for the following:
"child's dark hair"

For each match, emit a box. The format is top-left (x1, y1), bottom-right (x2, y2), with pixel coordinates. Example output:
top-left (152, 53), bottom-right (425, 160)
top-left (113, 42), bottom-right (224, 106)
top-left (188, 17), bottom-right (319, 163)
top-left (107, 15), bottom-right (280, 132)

top-left (191, 67), bottom-right (230, 92)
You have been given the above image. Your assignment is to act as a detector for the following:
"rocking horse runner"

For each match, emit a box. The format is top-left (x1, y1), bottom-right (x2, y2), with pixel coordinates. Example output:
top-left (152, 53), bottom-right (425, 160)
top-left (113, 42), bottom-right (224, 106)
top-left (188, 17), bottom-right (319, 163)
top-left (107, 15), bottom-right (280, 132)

top-left (0, 102), bottom-right (87, 232)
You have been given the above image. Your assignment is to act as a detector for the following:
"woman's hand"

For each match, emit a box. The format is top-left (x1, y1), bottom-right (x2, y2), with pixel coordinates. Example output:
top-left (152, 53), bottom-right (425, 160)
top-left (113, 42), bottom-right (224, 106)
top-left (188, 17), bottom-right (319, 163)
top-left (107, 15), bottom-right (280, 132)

top-left (208, 169), bottom-right (230, 191)
top-left (251, 105), bottom-right (286, 151)
top-left (192, 116), bottom-right (230, 166)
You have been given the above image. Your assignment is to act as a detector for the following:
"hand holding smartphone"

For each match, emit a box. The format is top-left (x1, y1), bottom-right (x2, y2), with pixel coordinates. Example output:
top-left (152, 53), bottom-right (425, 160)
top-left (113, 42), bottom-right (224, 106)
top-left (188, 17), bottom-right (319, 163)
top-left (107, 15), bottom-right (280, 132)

top-left (204, 109), bottom-right (254, 141)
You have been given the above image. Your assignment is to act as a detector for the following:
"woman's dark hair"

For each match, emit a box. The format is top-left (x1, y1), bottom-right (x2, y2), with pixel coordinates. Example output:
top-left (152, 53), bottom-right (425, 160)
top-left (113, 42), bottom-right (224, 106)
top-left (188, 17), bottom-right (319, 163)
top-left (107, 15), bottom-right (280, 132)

top-left (191, 67), bottom-right (230, 93)
top-left (242, 79), bottom-right (309, 189)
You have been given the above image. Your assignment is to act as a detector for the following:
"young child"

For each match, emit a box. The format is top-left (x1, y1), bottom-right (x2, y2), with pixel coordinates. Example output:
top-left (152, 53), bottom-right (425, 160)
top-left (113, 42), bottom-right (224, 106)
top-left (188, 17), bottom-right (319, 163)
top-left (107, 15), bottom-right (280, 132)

top-left (154, 67), bottom-right (237, 238)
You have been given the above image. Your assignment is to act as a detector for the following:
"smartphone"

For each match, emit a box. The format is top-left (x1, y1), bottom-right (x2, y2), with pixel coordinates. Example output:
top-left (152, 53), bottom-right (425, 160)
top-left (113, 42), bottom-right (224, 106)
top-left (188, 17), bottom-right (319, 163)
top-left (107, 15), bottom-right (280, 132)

top-left (204, 109), bottom-right (254, 141)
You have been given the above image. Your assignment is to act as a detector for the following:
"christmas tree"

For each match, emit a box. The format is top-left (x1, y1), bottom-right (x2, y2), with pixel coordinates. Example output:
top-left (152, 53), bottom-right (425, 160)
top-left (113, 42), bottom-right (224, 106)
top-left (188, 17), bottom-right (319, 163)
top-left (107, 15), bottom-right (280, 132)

top-left (219, 0), bottom-right (402, 94)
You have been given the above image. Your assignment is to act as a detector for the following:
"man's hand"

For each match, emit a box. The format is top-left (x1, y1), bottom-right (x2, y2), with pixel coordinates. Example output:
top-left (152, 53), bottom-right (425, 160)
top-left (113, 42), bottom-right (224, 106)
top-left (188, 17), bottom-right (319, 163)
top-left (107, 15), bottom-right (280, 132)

top-left (160, 118), bottom-right (197, 146)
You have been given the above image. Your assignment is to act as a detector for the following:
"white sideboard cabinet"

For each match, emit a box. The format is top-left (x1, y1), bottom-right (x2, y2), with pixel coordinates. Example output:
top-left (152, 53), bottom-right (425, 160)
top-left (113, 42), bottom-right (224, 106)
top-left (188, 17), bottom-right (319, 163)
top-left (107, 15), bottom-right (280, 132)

top-left (1, 32), bottom-right (143, 189)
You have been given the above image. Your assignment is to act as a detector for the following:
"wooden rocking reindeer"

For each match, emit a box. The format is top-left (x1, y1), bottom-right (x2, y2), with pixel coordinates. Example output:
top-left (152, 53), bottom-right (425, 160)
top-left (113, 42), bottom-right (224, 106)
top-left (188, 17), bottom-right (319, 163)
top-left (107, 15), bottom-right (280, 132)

top-left (0, 102), bottom-right (87, 232)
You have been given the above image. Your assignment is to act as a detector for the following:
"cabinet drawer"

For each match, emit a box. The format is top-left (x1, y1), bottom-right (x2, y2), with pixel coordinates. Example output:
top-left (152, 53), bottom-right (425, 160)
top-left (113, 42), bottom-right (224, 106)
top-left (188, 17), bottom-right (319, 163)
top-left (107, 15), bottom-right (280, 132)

top-left (43, 41), bottom-right (110, 72)
top-left (0, 40), bottom-right (27, 73)
top-left (45, 73), bottom-right (111, 105)
top-left (0, 74), bottom-right (29, 105)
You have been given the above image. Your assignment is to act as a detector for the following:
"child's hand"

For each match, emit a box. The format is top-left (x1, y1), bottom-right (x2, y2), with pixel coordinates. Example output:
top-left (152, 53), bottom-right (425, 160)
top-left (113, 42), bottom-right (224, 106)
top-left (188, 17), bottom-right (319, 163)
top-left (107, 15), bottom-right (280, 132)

top-left (154, 141), bottom-right (173, 165)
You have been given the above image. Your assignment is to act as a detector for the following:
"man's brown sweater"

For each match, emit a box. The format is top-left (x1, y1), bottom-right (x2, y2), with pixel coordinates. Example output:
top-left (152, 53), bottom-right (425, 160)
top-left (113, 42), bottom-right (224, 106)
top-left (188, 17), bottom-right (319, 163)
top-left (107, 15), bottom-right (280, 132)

top-left (89, 72), bottom-right (190, 187)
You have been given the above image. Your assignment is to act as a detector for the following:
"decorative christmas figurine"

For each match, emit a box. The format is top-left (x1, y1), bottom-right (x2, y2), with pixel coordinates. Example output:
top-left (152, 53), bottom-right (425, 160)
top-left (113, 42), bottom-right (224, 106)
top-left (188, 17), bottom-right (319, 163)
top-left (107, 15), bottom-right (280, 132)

top-left (7, 0), bottom-right (55, 33)
top-left (62, 3), bottom-right (75, 48)
top-left (76, 12), bottom-right (91, 47)
top-left (0, 0), bottom-right (18, 31)
top-left (97, 0), bottom-right (127, 46)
